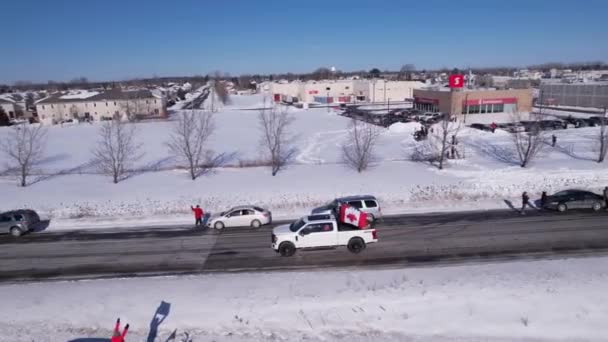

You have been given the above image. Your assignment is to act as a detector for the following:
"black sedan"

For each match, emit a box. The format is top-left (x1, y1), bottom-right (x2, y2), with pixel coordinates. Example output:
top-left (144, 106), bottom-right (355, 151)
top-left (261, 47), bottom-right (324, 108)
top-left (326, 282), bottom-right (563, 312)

top-left (542, 190), bottom-right (605, 212)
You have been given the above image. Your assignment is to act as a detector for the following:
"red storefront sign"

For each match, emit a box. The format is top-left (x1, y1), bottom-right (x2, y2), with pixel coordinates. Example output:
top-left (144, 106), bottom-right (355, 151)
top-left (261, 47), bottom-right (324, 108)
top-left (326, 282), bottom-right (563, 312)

top-left (414, 96), bottom-right (439, 104)
top-left (449, 74), bottom-right (464, 88)
top-left (338, 96), bottom-right (351, 103)
top-left (463, 97), bottom-right (517, 105)
top-left (308, 90), bottom-right (319, 95)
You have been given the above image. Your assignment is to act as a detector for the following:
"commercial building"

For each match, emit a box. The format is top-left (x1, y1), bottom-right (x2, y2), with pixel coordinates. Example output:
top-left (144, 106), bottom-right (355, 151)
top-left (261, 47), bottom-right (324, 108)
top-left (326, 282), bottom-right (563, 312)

top-left (412, 87), bottom-right (533, 124)
top-left (269, 80), bottom-right (424, 105)
top-left (539, 82), bottom-right (608, 108)
top-left (36, 89), bottom-right (167, 125)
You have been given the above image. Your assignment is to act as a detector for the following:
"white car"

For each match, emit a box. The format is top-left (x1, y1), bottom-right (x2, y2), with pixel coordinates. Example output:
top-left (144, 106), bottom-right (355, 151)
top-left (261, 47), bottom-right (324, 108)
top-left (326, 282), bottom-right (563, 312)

top-left (271, 214), bottom-right (378, 257)
top-left (207, 205), bottom-right (272, 229)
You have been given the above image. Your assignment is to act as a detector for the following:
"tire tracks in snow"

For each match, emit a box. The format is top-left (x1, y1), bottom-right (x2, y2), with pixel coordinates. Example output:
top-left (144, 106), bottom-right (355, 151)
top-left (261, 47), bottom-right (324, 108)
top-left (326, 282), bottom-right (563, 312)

top-left (296, 130), bottom-right (348, 164)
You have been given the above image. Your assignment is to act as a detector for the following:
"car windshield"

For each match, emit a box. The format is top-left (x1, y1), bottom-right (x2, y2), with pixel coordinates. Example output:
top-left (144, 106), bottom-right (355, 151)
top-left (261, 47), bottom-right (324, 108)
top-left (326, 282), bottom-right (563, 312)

top-left (289, 219), bottom-right (306, 232)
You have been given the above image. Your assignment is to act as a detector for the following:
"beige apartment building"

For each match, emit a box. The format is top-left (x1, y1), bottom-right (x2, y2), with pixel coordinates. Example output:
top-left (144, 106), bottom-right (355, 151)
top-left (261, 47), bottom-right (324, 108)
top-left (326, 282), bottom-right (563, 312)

top-left (36, 89), bottom-right (167, 125)
top-left (413, 87), bottom-right (534, 124)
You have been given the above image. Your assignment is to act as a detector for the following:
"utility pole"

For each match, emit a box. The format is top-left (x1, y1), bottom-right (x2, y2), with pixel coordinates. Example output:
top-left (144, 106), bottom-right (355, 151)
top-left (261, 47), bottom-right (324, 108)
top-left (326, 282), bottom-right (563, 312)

top-left (383, 79), bottom-right (387, 106)
top-left (210, 80), bottom-right (215, 112)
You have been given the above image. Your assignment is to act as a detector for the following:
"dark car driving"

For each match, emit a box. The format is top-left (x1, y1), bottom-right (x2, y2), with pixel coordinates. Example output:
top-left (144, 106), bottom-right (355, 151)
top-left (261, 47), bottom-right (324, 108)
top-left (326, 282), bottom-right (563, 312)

top-left (542, 190), bottom-right (605, 212)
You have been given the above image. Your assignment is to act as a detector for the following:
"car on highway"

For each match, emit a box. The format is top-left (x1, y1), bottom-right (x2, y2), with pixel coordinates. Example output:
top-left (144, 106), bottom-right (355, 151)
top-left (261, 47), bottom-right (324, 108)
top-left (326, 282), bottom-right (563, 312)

top-left (271, 213), bottom-right (378, 256)
top-left (541, 190), bottom-right (605, 212)
top-left (0, 209), bottom-right (41, 237)
top-left (207, 205), bottom-right (272, 229)
top-left (312, 195), bottom-right (381, 222)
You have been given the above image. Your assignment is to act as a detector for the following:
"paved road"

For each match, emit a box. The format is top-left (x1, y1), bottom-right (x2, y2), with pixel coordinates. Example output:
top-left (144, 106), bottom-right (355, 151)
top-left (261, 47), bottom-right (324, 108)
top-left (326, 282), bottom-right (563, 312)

top-left (182, 88), bottom-right (210, 110)
top-left (2, 209), bottom-right (608, 282)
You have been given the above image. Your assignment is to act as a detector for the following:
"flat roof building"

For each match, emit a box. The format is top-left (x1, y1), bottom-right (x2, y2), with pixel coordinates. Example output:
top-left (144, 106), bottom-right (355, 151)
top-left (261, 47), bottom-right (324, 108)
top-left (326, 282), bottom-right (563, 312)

top-left (269, 80), bottom-right (425, 105)
top-left (413, 87), bottom-right (533, 124)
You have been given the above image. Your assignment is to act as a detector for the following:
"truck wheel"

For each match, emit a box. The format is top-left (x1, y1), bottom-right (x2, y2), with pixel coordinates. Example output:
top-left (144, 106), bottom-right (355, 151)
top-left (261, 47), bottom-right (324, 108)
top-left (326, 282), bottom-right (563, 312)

top-left (347, 238), bottom-right (366, 254)
top-left (279, 242), bottom-right (296, 257)
top-left (10, 227), bottom-right (23, 237)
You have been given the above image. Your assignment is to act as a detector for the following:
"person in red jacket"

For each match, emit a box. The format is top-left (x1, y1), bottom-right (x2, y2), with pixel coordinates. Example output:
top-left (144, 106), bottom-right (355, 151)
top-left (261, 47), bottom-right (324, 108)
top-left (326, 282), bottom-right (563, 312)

top-left (111, 318), bottom-right (129, 342)
top-left (191, 205), bottom-right (204, 227)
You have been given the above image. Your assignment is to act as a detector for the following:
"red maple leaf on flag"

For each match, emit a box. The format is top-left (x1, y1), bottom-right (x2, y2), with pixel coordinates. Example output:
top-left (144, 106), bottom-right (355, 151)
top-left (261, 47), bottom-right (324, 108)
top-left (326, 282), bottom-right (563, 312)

top-left (346, 213), bottom-right (357, 223)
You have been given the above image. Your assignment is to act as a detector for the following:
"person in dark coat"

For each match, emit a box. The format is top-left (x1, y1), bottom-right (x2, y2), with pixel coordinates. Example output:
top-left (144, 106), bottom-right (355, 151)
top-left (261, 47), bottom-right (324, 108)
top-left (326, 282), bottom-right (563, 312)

top-left (603, 187), bottom-right (608, 210)
top-left (552, 134), bottom-right (557, 147)
top-left (540, 191), bottom-right (548, 209)
top-left (111, 318), bottom-right (129, 342)
top-left (520, 191), bottom-right (530, 215)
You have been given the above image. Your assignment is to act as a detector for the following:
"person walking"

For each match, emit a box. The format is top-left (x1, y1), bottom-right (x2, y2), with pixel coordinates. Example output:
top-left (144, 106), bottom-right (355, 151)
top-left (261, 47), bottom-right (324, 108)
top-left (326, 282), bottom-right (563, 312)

top-left (111, 318), bottom-right (129, 342)
top-left (191, 205), bottom-right (204, 227)
top-left (521, 191), bottom-right (530, 215)
top-left (552, 134), bottom-right (557, 147)
top-left (603, 187), bottom-right (608, 210)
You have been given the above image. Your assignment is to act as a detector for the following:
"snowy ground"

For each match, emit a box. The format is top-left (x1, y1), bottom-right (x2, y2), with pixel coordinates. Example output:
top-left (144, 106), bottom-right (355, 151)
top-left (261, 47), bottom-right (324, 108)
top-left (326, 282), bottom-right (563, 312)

top-left (2, 256), bottom-right (608, 341)
top-left (2, 94), bottom-right (608, 231)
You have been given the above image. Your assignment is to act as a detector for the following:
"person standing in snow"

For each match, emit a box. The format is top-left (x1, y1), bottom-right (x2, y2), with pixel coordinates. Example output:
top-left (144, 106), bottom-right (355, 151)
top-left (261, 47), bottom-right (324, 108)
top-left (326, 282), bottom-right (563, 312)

top-left (551, 134), bottom-right (557, 147)
top-left (191, 205), bottom-right (204, 227)
top-left (540, 191), bottom-right (548, 209)
top-left (111, 318), bottom-right (129, 342)
top-left (520, 191), bottom-right (531, 215)
top-left (490, 122), bottom-right (497, 133)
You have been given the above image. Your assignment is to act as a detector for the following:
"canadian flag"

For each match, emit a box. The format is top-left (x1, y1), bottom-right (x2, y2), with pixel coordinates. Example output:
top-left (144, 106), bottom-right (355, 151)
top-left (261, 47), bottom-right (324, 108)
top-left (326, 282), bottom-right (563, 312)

top-left (339, 204), bottom-right (368, 229)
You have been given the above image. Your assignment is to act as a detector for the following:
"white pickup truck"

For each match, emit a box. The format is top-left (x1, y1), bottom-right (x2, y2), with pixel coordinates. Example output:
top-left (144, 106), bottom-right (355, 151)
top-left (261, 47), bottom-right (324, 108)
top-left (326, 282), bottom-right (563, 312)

top-left (271, 214), bottom-right (378, 257)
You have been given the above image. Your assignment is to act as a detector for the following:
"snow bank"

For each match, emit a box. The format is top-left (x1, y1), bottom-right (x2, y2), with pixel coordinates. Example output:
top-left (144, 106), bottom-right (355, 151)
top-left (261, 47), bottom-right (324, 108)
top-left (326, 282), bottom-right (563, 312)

top-left (2, 256), bottom-right (607, 341)
top-left (388, 122), bottom-right (418, 134)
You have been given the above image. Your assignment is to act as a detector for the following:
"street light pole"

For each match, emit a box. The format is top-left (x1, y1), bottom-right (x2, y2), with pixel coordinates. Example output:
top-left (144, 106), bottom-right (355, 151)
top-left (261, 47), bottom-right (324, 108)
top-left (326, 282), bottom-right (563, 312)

top-left (326, 87), bottom-right (330, 113)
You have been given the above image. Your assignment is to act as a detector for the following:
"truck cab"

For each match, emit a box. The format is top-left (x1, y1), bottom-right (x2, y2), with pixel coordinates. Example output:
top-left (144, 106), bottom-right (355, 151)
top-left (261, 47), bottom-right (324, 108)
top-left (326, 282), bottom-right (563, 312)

top-left (271, 214), bottom-right (378, 257)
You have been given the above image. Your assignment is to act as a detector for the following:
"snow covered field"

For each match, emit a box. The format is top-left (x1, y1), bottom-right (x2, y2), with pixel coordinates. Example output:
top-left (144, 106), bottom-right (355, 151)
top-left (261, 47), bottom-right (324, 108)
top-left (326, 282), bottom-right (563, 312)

top-left (1, 256), bottom-right (607, 341)
top-left (2, 93), bottom-right (608, 230)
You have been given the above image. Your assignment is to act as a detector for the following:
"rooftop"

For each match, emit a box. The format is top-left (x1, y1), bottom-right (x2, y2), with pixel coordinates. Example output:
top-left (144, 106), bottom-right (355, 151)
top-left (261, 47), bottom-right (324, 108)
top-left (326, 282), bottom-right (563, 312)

top-left (36, 89), bottom-right (161, 104)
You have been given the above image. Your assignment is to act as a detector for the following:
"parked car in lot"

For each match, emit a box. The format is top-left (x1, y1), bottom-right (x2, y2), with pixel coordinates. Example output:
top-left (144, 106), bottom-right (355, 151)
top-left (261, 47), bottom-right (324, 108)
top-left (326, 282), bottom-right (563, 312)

top-left (207, 205), bottom-right (272, 229)
top-left (271, 213), bottom-right (378, 256)
top-left (0, 209), bottom-right (41, 237)
top-left (469, 123), bottom-right (490, 131)
top-left (541, 190), bottom-right (605, 212)
top-left (419, 112), bottom-right (441, 123)
top-left (311, 195), bottom-right (381, 222)
top-left (539, 120), bottom-right (566, 130)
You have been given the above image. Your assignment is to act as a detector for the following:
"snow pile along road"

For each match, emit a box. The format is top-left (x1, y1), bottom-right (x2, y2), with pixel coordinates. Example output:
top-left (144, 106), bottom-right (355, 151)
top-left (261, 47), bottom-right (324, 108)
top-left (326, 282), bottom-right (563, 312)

top-left (1, 256), bottom-right (607, 341)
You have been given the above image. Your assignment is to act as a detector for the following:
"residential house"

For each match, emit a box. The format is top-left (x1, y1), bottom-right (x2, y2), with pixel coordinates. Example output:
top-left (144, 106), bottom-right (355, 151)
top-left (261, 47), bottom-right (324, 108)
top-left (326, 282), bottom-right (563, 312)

top-left (35, 89), bottom-right (167, 125)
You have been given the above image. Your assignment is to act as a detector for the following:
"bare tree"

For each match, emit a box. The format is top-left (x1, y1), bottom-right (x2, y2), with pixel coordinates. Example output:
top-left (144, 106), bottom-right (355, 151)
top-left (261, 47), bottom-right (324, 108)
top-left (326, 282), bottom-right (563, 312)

top-left (411, 116), bottom-right (461, 170)
top-left (166, 110), bottom-right (216, 180)
top-left (1, 124), bottom-right (47, 187)
top-left (258, 104), bottom-right (296, 176)
top-left (399, 64), bottom-right (416, 80)
top-left (342, 118), bottom-right (381, 172)
top-left (92, 120), bottom-right (143, 183)
top-left (213, 81), bottom-right (230, 105)
top-left (510, 113), bottom-right (546, 167)
top-left (597, 110), bottom-right (608, 163)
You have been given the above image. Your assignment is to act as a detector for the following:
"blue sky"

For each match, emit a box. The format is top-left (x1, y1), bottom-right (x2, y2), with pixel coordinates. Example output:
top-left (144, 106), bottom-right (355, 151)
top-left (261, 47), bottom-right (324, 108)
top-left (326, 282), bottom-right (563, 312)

top-left (2, 0), bottom-right (607, 83)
